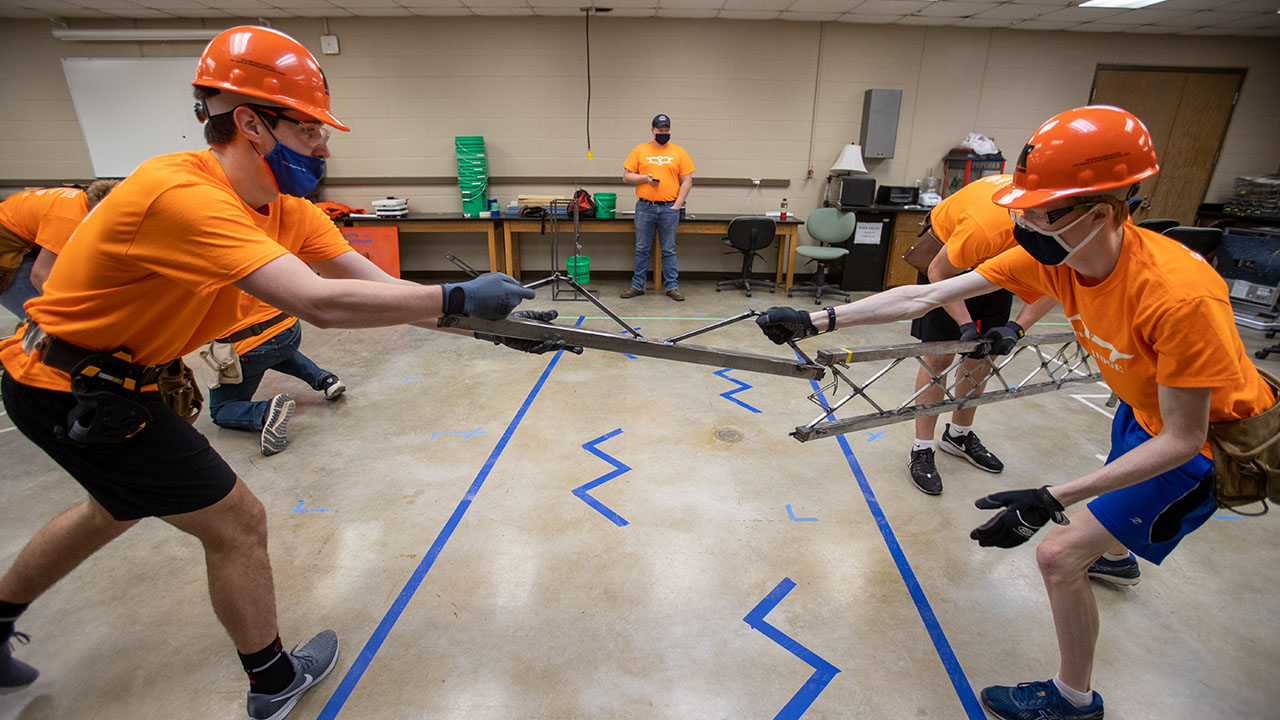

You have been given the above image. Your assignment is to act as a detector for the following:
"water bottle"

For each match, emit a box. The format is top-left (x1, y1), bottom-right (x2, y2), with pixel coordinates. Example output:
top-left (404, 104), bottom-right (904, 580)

top-left (780, 198), bottom-right (788, 220)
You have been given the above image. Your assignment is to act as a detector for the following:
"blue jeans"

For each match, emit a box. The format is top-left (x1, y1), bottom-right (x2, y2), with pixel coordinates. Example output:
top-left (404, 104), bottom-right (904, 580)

top-left (0, 254), bottom-right (38, 318)
top-left (631, 199), bottom-right (680, 291)
top-left (208, 321), bottom-right (330, 432)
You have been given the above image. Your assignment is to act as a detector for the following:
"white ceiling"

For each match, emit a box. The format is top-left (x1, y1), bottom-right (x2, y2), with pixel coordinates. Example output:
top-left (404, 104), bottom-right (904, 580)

top-left (1, 0), bottom-right (1278, 36)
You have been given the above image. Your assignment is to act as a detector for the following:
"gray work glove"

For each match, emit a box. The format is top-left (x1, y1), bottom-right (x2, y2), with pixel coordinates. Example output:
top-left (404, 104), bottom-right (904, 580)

top-left (475, 309), bottom-right (583, 355)
top-left (441, 273), bottom-right (535, 320)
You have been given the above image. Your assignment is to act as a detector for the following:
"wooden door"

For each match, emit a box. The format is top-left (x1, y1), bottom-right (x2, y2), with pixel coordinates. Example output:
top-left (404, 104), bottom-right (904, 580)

top-left (1091, 67), bottom-right (1242, 226)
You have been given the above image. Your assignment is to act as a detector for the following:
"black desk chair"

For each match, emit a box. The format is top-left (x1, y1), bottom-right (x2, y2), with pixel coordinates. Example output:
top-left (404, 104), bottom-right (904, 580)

top-left (1137, 218), bottom-right (1180, 233)
top-left (1164, 226), bottom-right (1223, 263)
top-left (716, 216), bottom-right (777, 297)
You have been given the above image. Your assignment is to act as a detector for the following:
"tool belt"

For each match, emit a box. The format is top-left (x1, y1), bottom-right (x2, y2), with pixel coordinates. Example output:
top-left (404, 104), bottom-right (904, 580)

top-left (20, 322), bottom-right (203, 444)
top-left (1207, 367), bottom-right (1280, 514)
top-left (901, 212), bottom-right (944, 276)
top-left (216, 311), bottom-right (290, 344)
top-left (200, 312), bottom-right (291, 388)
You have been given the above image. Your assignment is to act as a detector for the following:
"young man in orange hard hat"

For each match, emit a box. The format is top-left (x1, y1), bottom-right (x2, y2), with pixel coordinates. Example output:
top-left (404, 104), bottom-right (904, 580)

top-left (757, 105), bottom-right (1275, 719)
top-left (0, 25), bottom-right (535, 719)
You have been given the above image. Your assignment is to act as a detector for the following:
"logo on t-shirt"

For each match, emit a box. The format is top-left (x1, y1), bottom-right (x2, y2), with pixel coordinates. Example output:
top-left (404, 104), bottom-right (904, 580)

top-left (1067, 313), bottom-right (1135, 371)
top-left (646, 155), bottom-right (675, 166)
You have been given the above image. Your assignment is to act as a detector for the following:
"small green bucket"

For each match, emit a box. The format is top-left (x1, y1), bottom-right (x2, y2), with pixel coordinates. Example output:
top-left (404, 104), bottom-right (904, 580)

top-left (594, 192), bottom-right (616, 219)
top-left (566, 255), bottom-right (590, 284)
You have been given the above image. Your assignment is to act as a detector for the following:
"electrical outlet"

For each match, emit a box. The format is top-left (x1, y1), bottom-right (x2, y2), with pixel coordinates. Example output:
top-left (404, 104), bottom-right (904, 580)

top-left (320, 34), bottom-right (340, 55)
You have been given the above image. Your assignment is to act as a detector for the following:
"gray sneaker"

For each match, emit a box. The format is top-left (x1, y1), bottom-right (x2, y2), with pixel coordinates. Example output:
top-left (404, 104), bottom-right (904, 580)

top-left (1, 632), bottom-right (38, 695)
top-left (260, 394), bottom-right (295, 457)
top-left (246, 630), bottom-right (339, 720)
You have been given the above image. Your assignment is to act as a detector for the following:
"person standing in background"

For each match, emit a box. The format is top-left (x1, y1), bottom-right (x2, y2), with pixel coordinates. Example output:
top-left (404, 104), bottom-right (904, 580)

top-left (0, 181), bottom-right (117, 318)
top-left (621, 114), bottom-right (695, 302)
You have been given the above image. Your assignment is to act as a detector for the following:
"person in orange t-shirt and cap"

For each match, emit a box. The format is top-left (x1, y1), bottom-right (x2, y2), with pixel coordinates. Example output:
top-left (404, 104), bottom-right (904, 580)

top-left (0, 180), bottom-right (116, 318)
top-left (756, 106), bottom-right (1275, 719)
top-left (621, 113), bottom-right (695, 301)
top-left (0, 26), bottom-right (536, 718)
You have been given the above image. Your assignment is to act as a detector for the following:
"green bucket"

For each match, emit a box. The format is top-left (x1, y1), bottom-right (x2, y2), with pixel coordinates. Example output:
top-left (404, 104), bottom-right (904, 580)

top-left (462, 196), bottom-right (488, 216)
top-left (566, 255), bottom-right (590, 284)
top-left (594, 192), bottom-right (616, 219)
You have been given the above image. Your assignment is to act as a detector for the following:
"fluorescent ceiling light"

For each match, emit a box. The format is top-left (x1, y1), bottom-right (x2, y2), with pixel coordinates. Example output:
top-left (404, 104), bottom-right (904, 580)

top-left (1079, 0), bottom-right (1166, 7)
top-left (52, 28), bottom-right (223, 42)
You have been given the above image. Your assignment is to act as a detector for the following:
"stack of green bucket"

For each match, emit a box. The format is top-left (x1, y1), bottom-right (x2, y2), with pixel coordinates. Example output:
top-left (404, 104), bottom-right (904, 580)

top-left (594, 191), bottom-right (616, 219)
top-left (455, 136), bottom-right (488, 216)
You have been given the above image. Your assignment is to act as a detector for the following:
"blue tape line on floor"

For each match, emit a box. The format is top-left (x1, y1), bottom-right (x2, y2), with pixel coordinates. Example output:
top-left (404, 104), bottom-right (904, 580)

top-left (713, 368), bottom-right (761, 413)
top-left (804, 358), bottom-right (984, 720)
top-left (785, 504), bottom-right (817, 522)
top-left (573, 428), bottom-right (632, 527)
top-left (743, 577), bottom-right (840, 718)
top-left (316, 316), bottom-right (585, 718)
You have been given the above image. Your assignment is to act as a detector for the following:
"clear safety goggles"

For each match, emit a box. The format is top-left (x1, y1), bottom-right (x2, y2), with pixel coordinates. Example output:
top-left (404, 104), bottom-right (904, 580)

top-left (250, 105), bottom-right (331, 145)
top-left (1007, 203), bottom-right (1099, 233)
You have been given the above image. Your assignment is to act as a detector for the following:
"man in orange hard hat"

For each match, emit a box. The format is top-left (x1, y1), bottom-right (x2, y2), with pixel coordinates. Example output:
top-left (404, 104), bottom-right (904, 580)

top-left (0, 25), bottom-right (534, 718)
top-left (757, 105), bottom-right (1275, 718)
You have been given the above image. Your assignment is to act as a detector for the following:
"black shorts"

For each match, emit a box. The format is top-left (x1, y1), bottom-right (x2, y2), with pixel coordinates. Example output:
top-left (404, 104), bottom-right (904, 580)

top-left (2, 373), bottom-right (236, 521)
top-left (909, 272), bottom-right (1014, 342)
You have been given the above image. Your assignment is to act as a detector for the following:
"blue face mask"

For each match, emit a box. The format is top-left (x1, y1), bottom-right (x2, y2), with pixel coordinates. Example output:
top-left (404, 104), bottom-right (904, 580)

top-left (262, 140), bottom-right (325, 197)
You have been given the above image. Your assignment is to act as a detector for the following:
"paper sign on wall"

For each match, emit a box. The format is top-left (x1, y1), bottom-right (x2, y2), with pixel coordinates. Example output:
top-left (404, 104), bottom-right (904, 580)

top-left (341, 226), bottom-right (400, 278)
top-left (853, 222), bottom-right (883, 245)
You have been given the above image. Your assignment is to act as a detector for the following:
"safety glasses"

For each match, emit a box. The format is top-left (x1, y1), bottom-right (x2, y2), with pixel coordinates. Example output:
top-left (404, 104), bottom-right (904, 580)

top-left (1008, 203), bottom-right (1098, 232)
top-left (250, 105), bottom-right (331, 145)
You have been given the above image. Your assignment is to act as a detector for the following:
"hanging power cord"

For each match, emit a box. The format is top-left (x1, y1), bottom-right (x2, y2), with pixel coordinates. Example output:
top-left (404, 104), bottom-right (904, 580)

top-left (581, 6), bottom-right (612, 159)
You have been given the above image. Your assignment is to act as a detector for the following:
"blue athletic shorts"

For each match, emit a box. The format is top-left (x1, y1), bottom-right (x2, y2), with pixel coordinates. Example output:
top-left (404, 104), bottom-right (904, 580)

top-left (1087, 401), bottom-right (1216, 565)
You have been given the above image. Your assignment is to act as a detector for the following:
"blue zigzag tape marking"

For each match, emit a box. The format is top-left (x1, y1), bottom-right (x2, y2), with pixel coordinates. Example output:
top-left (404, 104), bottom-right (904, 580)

top-left (573, 428), bottom-right (632, 527)
top-left (796, 349), bottom-right (984, 719)
top-left (713, 368), bottom-right (762, 413)
top-left (744, 577), bottom-right (841, 719)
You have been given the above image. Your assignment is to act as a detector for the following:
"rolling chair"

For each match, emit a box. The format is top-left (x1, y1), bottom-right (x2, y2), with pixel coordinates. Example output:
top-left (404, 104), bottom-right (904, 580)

top-left (716, 216), bottom-right (777, 297)
top-left (1163, 226), bottom-right (1224, 263)
top-left (788, 208), bottom-right (856, 305)
top-left (1137, 218), bottom-right (1180, 233)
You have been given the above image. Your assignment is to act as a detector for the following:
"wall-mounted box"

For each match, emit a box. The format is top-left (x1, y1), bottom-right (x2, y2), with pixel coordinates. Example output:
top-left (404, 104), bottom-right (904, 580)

top-left (860, 89), bottom-right (901, 159)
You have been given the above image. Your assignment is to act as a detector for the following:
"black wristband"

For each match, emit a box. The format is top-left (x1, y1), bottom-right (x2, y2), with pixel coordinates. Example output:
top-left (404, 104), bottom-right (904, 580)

top-left (444, 286), bottom-right (466, 316)
top-left (823, 307), bottom-right (836, 333)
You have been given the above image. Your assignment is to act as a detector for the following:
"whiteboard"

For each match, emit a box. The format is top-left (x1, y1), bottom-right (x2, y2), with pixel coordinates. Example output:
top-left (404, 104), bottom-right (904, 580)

top-left (62, 57), bottom-right (207, 178)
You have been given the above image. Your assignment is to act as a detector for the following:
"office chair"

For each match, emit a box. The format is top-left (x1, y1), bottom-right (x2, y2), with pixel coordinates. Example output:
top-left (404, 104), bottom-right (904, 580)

top-left (1137, 218), bottom-right (1180, 233)
top-left (1163, 226), bottom-right (1224, 263)
top-left (716, 216), bottom-right (777, 297)
top-left (788, 208), bottom-right (856, 305)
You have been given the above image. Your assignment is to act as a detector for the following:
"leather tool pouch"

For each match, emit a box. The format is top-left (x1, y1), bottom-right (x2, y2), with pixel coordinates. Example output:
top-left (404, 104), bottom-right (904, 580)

top-left (157, 359), bottom-right (203, 424)
top-left (1207, 368), bottom-right (1280, 514)
top-left (902, 215), bottom-right (944, 276)
top-left (199, 339), bottom-right (242, 388)
top-left (57, 355), bottom-right (153, 446)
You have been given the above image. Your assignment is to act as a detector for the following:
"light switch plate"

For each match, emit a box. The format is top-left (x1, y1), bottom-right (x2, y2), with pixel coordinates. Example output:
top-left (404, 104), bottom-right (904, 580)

top-left (320, 35), bottom-right (340, 55)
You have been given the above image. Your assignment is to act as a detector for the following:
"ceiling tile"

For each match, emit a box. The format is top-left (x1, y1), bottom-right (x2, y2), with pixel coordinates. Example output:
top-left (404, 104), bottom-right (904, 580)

top-left (1215, 0), bottom-right (1279, 11)
top-left (972, 4), bottom-right (1043, 18)
top-left (1003, 0), bottom-right (1075, 6)
top-left (952, 15), bottom-right (1014, 23)
top-left (100, 7), bottom-right (178, 15)
top-left (655, 6), bottom-right (719, 13)
top-left (407, 6), bottom-right (475, 14)
top-left (717, 8), bottom-right (782, 16)
top-left (469, 4), bottom-right (534, 11)
top-left (660, 0), bottom-right (723, 8)
top-left (1123, 22), bottom-right (1183, 30)
top-left (851, 0), bottom-right (932, 12)
top-left (896, 12), bottom-right (957, 20)
top-left (345, 5), bottom-right (413, 11)
top-left (1159, 0), bottom-right (1241, 9)
top-left (837, 11), bottom-right (909, 20)
top-left (1233, 25), bottom-right (1280, 33)
top-left (780, 9), bottom-right (844, 18)
top-left (1034, 6), bottom-right (1127, 20)
top-left (720, 0), bottom-right (788, 9)
top-left (1010, 18), bottom-right (1080, 27)
top-left (1067, 20), bottom-right (1139, 29)
top-left (915, 1), bottom-right (1000, 16)
top-left (165, 6), bottom-right (234, 14)
top-left (287, 5), bottom-right (355, 13)
top-left (1103, 7), bottom-right (1194, 21)
top-left (1162, 9), bottom-right (1257, 23)
top-left (788, 0), bottom-right (860, 10)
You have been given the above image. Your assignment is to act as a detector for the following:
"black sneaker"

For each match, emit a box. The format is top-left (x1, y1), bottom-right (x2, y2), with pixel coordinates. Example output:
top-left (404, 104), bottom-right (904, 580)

top-left (939, 424), bottom-right (1004, 473)
top-left (1, 632), bottom-right (38, 695)
top-left (318, 373), bottom-right (345, 401)
top-left (908, 448), bottom-right (943, 495)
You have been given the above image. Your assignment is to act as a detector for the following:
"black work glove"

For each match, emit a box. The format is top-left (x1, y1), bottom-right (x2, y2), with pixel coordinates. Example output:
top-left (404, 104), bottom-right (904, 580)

top-left (983, 321), bottom-right (1025, 356)
top-left (475, 309), bottom-right (583, 355)
top-left (756, 307), bottom-right (819, 345)
top-left (970, 486), bottom-right (1069, 548)
top-left (958, 322), bottom-right (990, 359)
top-left (441, 273), bottom-right (536, 320)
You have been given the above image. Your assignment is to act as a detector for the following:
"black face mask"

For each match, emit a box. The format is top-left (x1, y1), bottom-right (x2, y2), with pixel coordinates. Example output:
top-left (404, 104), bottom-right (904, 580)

top-left (654, 133), bottom-right (670, 145)
top-left (1012, 224), bottom-right (1071, 266)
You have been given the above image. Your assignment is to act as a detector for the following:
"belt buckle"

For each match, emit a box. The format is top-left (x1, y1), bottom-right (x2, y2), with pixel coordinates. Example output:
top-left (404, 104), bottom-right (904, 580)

top-left (20, 323), bottom-right (48, 355)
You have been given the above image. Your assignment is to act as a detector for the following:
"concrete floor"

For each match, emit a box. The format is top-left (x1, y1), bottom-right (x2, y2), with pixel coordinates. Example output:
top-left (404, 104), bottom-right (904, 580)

top-left (2, 279), bottom-right (1279, 720)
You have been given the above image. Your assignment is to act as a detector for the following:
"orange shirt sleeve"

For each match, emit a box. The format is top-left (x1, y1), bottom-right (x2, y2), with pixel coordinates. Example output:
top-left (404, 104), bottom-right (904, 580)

top-left (292, 200), bottom-right (356, 263)
top-left (1149, 296), bottom-right (1246, 389)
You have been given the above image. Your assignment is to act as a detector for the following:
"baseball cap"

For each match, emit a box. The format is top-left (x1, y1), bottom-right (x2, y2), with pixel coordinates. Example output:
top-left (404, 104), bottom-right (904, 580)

top-left (651, 114), bottom-right (671, 128)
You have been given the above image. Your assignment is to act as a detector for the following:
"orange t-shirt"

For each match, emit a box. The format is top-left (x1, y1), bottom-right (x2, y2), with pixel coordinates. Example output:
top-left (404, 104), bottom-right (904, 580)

top-left (977, 223), bottom-right (1274, 453)
top-left (0, 150), bottom-right (352, 391)
top-left (623, 141), bottom-right (695, 202)
top-left (0, 187), bottom-right (89, 254)
top-left (225, 297), bottom-right (299, 356)
top-left (930, 174), bottom-right (1018, 269)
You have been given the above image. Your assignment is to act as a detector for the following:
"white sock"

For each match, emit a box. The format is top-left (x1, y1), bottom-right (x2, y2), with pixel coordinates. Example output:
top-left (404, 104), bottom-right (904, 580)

top-left (948, 423), bottom-right (973, 437)
top-left (1053, 675), bottom-right (1095, 708)
top-left (913, 439), bottom-right (935, 452)
top-left (1102, 551), bottom-right (1131, 562)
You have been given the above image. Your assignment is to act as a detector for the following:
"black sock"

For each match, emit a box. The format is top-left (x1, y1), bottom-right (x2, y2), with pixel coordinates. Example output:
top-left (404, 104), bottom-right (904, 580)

top-left (238, 636), bottom-right (295, 695)
top-left (0, 600), bottom-right (30, 641)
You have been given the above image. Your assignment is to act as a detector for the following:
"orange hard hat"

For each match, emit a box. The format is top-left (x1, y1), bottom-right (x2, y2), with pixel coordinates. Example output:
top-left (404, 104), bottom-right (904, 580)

top-left (193, 25), bottom-right (348, 131)
top-left (993, 105), bottom-right (1158, 209)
